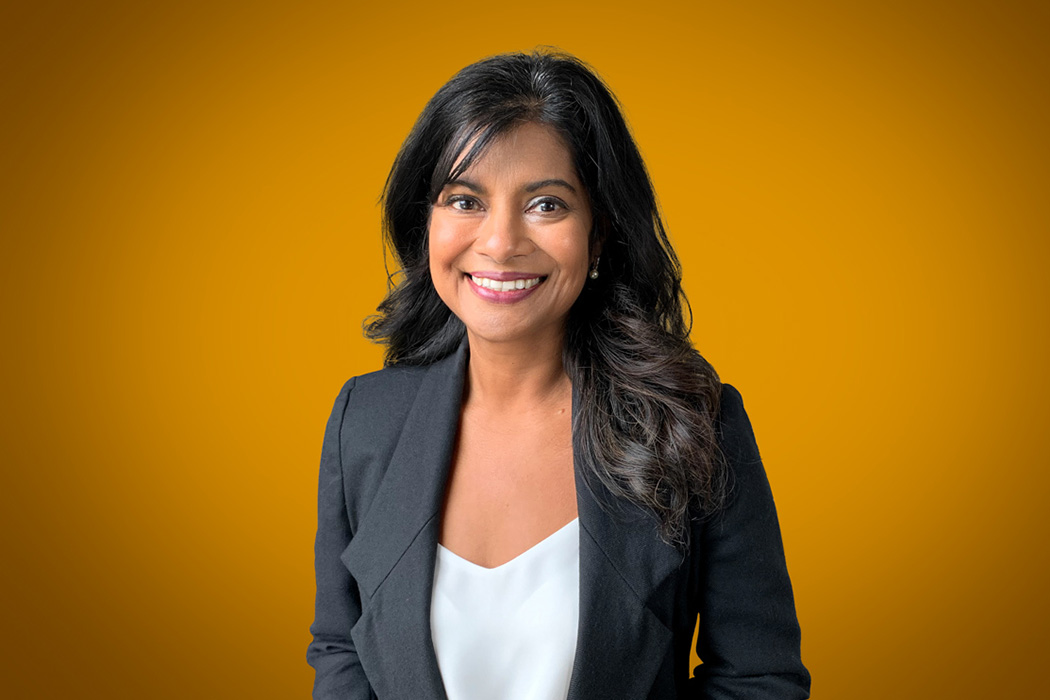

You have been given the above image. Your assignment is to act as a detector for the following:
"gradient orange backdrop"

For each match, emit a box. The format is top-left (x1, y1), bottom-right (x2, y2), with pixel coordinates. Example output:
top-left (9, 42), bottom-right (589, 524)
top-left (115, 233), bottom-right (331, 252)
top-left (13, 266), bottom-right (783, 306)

top-left (2, 1), bottom-right (1048, 697)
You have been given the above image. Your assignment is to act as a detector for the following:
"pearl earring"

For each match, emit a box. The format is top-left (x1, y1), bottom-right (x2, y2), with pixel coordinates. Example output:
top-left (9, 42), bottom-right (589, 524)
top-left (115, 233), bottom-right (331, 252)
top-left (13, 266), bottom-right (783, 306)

top-left (589, 256), bottom-right (600, 280)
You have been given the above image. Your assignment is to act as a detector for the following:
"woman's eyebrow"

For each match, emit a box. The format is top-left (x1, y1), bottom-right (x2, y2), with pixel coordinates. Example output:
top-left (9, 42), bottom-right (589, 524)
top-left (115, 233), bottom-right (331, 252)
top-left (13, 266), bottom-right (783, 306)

top-left (444, 178), bottom-right (578, 195)
top-left (525, 178), bottom-right (577, 194)
top-left (445, 178), bottom-right (486, 194)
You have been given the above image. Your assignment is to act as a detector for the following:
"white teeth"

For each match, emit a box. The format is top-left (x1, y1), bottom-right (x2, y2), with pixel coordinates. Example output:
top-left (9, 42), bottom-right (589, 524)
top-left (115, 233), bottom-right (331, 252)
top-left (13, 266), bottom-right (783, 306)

top-left (470, 275), bottom-right (541, 291)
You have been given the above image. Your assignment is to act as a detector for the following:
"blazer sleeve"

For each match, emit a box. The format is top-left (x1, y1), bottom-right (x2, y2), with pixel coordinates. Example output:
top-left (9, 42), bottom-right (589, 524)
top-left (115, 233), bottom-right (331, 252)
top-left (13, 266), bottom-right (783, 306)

top-left (689, 384), bottom-right (811, 699)
top-left (306, 377), bottom-right (375, 699)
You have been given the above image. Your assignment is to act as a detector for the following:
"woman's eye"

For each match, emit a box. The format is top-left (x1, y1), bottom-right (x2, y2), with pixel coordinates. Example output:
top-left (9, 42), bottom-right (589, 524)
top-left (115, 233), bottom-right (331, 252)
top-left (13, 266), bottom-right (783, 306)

top-left (530, 198), bottom-right (565, 213)
top-left (448, 196), bottom-right (478, 211)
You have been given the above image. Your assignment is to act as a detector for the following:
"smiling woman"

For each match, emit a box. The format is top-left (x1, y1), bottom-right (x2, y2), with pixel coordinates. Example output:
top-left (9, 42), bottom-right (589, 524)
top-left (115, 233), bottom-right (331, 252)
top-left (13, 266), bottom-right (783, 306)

top-left (308, 50), bottom-right (810, 700)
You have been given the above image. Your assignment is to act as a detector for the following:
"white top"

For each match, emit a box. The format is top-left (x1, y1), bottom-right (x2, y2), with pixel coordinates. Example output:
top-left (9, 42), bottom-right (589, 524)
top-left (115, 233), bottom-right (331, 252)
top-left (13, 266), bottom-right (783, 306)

top-left (430, 518), bottom-right (580, 700)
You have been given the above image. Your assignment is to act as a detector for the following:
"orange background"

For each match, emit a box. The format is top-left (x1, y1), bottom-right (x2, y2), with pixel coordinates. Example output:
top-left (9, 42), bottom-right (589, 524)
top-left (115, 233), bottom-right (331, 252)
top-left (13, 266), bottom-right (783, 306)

top-left (2, 1), bottom-right (1048, 697)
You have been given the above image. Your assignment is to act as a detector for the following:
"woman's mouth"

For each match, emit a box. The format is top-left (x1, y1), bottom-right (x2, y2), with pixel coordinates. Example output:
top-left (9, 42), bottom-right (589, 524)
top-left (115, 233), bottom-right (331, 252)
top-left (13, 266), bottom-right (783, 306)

top-left (466, 272), bottom-right (546, 303)
top-left (469, 274), bottom-right (542, 291)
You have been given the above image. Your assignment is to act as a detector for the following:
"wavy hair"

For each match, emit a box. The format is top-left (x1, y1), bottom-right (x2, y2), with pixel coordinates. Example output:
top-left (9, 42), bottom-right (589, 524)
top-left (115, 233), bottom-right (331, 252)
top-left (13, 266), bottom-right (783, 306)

top-left (365, 50), bottom-right (726, 545)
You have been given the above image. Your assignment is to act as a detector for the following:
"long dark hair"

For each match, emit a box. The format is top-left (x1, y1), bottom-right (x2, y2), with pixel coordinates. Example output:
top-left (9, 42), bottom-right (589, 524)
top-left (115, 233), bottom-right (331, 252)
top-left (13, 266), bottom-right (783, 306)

top-left (366, 50), bottom-right (726, 545)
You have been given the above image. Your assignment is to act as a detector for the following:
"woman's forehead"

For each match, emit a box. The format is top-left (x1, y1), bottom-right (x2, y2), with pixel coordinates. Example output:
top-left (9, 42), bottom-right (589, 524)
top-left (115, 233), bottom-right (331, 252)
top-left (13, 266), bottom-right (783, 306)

top-left (449, 122), bottom-right (578, 184)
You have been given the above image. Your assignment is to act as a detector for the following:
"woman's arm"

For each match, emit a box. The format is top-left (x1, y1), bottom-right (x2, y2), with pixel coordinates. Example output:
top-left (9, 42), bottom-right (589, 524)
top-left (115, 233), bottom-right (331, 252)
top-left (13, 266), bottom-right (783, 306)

top-left (306, 378), bottom-right (375, 699)
top-left (690, 384), bottom-right (811, 699)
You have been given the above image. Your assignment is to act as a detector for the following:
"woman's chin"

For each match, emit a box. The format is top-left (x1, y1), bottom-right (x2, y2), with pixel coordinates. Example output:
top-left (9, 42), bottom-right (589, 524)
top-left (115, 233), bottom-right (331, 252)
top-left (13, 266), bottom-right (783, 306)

top-left (461, 319), bottom-right (566, 350)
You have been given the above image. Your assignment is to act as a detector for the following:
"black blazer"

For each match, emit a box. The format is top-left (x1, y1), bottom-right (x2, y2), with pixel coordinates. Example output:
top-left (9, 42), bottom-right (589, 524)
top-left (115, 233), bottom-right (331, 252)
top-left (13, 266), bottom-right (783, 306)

top-left (308, 342), bottom-right (810, 699)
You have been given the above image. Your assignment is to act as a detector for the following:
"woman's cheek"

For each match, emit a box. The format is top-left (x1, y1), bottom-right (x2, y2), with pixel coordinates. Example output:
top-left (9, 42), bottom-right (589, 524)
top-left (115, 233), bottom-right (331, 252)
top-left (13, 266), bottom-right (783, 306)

top-left (428, 216), bottom-right (473, 270)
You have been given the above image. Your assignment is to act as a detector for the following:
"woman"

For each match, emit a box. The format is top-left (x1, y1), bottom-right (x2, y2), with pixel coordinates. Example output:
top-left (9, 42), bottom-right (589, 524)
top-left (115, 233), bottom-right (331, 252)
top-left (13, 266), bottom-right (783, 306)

top-left (308, 50), bottom-right (810, 699)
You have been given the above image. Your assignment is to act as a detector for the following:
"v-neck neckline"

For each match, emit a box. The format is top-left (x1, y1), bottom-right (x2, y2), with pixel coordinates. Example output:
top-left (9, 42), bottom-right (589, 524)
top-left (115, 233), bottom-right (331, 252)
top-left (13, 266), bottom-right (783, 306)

top-left (437, 517), bottom-right (580, 572)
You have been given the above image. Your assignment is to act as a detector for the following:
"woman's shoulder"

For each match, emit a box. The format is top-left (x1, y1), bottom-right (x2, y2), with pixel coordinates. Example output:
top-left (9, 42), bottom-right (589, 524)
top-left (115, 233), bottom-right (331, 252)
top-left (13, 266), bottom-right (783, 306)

top-left (348, 362), bottom-right (430, 399)
top-left (339, 342), bottom-right (468, 408)
top-left (716, 382), bottom-right (748, 427)
top-left (719, 381), bottom-right (742, 403)
top-left (328, 364), bottom-right (430, 435)
top-left (715, 382), bottom-right (763, 468)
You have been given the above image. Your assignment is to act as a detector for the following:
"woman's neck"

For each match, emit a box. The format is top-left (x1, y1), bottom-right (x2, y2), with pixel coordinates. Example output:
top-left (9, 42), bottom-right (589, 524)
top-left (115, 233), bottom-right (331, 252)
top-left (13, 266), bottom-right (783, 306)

top-left (463, 331), bottom-right (570, 412)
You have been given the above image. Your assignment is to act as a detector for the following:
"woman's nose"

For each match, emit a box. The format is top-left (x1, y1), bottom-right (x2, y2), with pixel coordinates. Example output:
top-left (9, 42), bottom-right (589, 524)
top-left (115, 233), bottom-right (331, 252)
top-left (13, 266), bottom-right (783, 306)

top-left (475, 206), bottom-right (532, 263)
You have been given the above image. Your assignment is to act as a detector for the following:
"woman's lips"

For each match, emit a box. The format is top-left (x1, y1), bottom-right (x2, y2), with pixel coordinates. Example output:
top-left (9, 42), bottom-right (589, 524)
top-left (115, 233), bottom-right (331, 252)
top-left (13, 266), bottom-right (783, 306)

top-left (466, 272), bottom-right (545, 303)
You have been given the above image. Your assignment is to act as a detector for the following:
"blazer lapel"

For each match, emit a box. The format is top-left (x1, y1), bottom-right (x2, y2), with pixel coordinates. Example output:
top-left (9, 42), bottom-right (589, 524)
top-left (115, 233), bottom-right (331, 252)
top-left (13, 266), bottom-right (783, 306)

top-left (341, 342), bottom-right (469, 700)
top-left (567, 388), bottom-right (685, 700)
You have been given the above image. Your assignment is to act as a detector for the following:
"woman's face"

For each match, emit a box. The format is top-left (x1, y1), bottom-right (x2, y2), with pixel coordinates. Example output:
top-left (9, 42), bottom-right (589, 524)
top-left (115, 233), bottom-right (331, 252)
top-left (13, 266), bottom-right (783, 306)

top-left (428, 122), bottom-right (594, 350)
